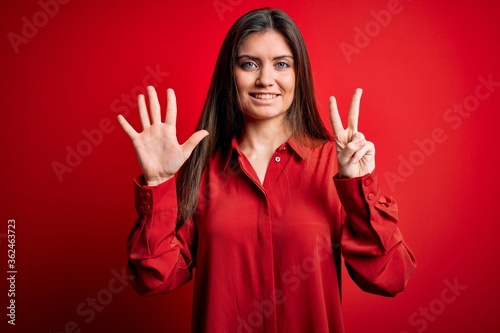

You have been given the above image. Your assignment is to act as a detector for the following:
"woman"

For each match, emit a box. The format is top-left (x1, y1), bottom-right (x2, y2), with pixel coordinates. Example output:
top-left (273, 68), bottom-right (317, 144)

top-left (118, 8), bottom-right (416, 333)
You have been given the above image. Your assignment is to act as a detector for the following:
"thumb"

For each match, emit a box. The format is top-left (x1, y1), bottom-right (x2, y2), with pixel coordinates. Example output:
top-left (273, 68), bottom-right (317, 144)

top-left (181, 130), bottom-right (209, 159)
top-left (337, 138), bottom-right (366, 165)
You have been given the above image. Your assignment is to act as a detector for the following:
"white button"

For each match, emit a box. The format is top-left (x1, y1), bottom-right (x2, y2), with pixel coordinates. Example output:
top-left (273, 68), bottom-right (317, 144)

top-left (275, 156), bottom-right (281, 162)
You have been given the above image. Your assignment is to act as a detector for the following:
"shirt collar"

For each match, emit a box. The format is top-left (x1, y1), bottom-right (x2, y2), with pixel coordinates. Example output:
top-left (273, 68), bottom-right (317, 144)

top-left (222, 136), bottom-right (310, 171)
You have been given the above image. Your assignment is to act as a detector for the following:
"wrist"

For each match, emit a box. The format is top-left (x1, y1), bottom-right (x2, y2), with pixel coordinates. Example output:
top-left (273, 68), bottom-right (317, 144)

top-left (146, 174), bottom-right (174, 187)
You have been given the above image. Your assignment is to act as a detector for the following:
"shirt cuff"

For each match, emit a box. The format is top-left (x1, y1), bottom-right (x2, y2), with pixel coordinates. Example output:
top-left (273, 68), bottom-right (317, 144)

top-left (133, 175), bottom-right (177, 216)
top-left (333, 170), bottom-right (380, 212)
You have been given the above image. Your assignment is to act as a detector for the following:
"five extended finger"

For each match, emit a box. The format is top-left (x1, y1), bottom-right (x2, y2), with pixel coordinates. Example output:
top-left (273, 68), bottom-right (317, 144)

top-left (348, 88), bottom-right (362, 133)
top-left (181, 130), bottom-right (209, 159)
top-left (165, 88), bottom-right (178, 127)
top-left (147, 86), bottom-right (162, 124)
top-left (137, 94), bottom-right (151, 130)
top-left (117, 114), bottom-right (138, 140)
top-left (329, 96), bottom-right (345, 137)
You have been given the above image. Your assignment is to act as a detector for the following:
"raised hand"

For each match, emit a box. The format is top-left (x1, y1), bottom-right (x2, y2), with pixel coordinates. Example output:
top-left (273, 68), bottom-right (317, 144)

top-left (329, 88), bottom-right (375, 178)
top-left (117, 86), bottom-right (209, 186)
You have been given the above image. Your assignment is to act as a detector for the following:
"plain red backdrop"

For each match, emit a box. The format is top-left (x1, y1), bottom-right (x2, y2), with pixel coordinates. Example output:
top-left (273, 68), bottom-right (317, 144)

top-left (1, 0), bottom-right (499, 332)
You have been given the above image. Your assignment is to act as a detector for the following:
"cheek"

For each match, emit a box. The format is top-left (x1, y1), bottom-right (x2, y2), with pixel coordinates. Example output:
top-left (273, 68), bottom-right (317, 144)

top-left (285, 77), bottom-right (296, 100)
top-left (234, 80), bottom-right (245, 106)
top-left (235, 68), bottom-right (252, 84)
top-left (234, 76), bottom-right (249, 109)
top-left (235, 74), bottom-right (252, 97)
top-left (283, 73), bottom-right (295, 94)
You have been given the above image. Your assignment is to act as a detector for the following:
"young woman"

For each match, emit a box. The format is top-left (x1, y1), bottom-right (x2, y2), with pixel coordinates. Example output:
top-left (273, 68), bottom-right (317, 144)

top-left (118, 8), bottom-right (416, 333)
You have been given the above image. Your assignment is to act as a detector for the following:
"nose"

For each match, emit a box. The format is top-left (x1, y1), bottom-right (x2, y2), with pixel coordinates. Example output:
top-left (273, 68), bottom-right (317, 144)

top-left (256, 64), bottom-right (274, 86)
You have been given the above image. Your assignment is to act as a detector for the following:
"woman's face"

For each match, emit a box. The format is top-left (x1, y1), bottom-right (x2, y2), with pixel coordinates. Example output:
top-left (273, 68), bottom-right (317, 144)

top-left (234, 31), bottom-right (295, 123)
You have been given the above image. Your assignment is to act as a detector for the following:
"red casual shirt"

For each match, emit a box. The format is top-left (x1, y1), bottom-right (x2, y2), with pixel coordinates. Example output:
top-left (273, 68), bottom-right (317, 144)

top-left (127, 138), bottom-right (416, 333)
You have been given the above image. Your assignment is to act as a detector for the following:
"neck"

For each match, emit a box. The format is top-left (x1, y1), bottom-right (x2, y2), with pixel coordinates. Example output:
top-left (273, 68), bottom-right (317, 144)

top-left (239, 117), bottom-right (292, 158)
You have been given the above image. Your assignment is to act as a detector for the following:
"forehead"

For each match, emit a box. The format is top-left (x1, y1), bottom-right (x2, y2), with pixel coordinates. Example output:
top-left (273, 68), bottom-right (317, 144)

top-left (237, 30), bottom-right (292, 56)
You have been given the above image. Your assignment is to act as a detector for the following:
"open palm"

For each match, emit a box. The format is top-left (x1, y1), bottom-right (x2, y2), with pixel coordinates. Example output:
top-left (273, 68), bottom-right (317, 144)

top-left (117, 86), bottom-right (208, 186)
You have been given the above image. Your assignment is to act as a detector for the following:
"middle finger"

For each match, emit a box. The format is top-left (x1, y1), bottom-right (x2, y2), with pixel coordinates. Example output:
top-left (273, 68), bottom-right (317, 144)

top-left (147, 86), bottom-right (162, 124)
top-left (348, 88), bottom-right (363, 133)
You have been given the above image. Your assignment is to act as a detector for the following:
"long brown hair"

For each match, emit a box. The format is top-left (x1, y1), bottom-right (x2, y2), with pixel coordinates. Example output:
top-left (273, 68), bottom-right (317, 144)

top-left (176, 8), bottom-right (331, 227)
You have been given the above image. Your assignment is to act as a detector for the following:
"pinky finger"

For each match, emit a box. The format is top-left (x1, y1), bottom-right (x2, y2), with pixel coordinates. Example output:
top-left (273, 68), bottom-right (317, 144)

top-left (117, 115), bottom-right (138, 140)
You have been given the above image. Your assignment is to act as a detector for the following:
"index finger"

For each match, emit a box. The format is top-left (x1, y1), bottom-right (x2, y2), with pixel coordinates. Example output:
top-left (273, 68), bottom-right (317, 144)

top-left (348, 88), bottom-right (363, 132)
top-left (329, 96), bottom-right (345, 137)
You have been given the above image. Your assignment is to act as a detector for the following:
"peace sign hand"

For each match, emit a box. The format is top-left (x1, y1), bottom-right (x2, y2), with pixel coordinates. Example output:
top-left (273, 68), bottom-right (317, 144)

top-left (329, 88), bottom-right (375, 178)
top-left (117, 86), bottom-right (209, 186)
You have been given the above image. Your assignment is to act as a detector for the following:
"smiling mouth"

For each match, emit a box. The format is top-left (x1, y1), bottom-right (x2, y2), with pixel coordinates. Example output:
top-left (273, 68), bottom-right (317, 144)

top-left (250, 93), bottom-right (279, 99)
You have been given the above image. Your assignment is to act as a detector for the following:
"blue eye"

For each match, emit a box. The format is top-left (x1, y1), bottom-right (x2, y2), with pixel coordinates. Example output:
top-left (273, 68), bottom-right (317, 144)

top-left (276, 61), bottom-right (290, 69)
top-left (240, 62), bottom-right (257, 69)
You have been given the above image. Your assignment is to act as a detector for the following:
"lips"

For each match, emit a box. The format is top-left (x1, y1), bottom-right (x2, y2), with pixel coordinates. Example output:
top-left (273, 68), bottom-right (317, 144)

top-left (250, 93), bottom-right (279, 99)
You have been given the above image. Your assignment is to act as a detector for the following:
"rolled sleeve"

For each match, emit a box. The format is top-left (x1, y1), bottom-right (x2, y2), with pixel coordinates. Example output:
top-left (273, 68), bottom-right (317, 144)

top-left (333, 169), bottom-right (416, 296)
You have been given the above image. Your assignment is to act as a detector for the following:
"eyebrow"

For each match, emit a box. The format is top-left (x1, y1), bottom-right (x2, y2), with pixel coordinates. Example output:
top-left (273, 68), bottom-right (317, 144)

top-left (236, 54), bottom-right (294, 61)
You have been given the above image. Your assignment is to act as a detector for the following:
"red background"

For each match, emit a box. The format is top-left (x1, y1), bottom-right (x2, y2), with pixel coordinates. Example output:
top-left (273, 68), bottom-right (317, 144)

top-left (1, 0), bottom-right (499, 332)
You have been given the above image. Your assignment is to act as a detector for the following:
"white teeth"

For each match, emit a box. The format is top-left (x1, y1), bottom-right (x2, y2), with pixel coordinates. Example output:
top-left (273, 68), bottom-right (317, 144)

top-left (253, 94), bottom-right (277, 99)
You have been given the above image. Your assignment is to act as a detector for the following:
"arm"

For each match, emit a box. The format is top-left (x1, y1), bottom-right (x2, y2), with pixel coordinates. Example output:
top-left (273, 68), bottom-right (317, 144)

top-left (334, 170), bottom-right (416, 296)
top-left (126, 175), bottom-right (196, 296)
top-left (117, 86), bottom-right (208, 295)
top-left (329, 89), bottom-right (416, 296)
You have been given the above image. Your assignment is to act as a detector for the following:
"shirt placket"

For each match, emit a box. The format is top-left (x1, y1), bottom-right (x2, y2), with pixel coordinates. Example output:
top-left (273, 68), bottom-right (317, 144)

top-left (236, 145), bottom-right (291, 333)
top-left (260, 144), bottom-right (291, 332)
